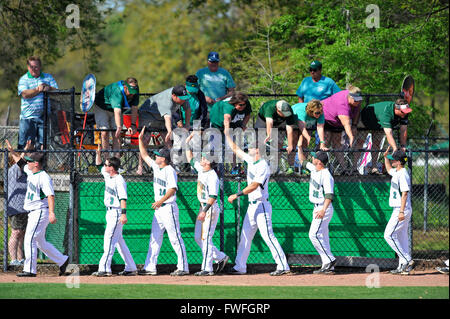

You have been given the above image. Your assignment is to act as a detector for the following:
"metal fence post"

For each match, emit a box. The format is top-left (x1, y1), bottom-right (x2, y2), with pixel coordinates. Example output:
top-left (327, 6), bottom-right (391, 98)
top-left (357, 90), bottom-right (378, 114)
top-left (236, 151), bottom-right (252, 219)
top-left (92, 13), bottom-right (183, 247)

top-left (407, 148), bottom-right (414, 256)
top-left (219, 162), bottom-right (225, 252)
top-left (236, 176), bottom-right (242, 249)
top-left (68, 88), bottom-right (75, 263)
top-left (424, 135), bottom-right (429, 233)
top-left (3, 150), bottom-right (8, 272)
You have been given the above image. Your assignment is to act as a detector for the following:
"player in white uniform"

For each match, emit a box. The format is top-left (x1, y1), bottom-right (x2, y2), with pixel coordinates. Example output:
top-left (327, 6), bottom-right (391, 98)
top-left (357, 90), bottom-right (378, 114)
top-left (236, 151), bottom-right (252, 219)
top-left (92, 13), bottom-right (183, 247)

top-left (138, 127), bottom-right (189, 276)
top-left (185, 143), bottom-right (229, 276)
top-left (299, 150), bottom-right (337, 274)
top-left (91, 146), bottom-right (138, 277)
top-left (383, 147), bottom-right (415, 275)
top-left (225, 132), bottom-right (290, 276)
top-left (5, 140), bottom-right (69, 277)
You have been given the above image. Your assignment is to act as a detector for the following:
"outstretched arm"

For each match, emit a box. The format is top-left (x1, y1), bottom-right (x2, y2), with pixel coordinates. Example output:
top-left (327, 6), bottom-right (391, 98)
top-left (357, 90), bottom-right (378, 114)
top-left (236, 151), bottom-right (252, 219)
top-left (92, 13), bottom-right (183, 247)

top-left (224, 131), bottom-right (247, 160)
top-left (384, 145), bottom-right (392, 172)
top-left (5, 139), bottom-right (22, 164)
top-left (138, 127), bottom-right (154, 167)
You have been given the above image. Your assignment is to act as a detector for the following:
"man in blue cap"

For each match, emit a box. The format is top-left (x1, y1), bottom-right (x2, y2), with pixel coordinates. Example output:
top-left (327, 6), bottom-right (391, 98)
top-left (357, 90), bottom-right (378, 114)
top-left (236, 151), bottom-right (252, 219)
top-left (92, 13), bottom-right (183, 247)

top-left (196, 51), bottom-right (236, 114)
top-left (296, 61), bottom-right (340, 103)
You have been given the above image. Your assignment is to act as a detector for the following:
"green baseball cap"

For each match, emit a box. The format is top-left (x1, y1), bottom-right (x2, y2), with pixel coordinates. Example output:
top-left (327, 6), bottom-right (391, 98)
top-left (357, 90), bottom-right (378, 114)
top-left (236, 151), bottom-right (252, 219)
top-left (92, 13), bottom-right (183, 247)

top-left (310, 60), bottom-right (322, 70)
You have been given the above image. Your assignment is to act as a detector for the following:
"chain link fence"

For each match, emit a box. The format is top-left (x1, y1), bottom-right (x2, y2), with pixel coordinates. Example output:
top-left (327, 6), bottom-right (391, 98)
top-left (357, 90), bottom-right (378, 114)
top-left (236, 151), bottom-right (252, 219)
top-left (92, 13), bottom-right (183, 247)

top-left (0, 90), bottom-right (448, 273)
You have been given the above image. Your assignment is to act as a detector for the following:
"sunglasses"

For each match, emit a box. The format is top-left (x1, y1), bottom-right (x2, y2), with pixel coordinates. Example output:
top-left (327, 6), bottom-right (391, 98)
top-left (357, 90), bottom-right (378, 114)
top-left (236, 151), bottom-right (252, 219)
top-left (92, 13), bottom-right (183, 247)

top-left (309, 68), bottom-right (319, 72)
top-left (104, 163), bottom-right (112, 167)
top-left (237, 103), bottom-right (246, 107)
top-left (314, 111), bottom-right (322, 116)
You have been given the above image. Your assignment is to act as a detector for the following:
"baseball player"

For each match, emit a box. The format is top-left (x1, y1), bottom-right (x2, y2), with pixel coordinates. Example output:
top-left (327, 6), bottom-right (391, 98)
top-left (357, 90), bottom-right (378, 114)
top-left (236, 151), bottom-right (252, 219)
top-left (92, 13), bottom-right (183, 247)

top-left (225, 131), bottom-right (291, 276)
top-left (383, 147), bottom-right (415, 275)
top-left (137, 127), bottom-right (189, 276)
top-left (298, 150), bottom-right (337, 274)
top-left (185, 139), bottom-right (229, 276)
top-left (91, 145), bottom-right (138, 277)
top-left (5, 140), bottom-right (69, 277)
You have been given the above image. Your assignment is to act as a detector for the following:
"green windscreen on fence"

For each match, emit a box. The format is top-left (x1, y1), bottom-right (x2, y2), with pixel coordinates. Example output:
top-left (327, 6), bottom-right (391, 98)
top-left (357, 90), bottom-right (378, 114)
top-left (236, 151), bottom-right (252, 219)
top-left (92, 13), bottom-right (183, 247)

top-left (77, 179), bottom-right (394, 266)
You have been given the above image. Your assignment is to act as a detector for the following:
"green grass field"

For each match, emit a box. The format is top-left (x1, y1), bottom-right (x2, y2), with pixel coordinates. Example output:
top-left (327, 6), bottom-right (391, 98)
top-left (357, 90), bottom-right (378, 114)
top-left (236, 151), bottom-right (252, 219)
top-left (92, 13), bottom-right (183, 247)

top-left (0, 283), bottom-right (447, 299)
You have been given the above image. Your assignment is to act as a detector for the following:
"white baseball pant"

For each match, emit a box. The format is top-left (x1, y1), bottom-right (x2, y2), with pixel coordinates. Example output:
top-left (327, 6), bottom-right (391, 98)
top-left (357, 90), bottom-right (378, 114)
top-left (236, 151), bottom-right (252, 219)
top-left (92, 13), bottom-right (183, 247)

top-left (98, 208), bottom-right (137, 273)
top-left (309, 203), bottom-right (336, 267)
top-left (194, 204), bottom-right (226, 272)
top-left (143, 203), bottom-right (189, 272)
top-left (384, 207), bottom-right (412, 268)
top-left (233, 200), bottom-right (290, 273)
top-left (23, 208), bottom-right (68, 274)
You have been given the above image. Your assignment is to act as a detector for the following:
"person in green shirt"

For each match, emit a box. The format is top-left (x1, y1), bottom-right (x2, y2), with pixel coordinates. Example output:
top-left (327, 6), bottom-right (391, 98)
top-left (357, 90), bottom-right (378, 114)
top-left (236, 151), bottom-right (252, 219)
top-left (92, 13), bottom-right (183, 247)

top-left (360, 98), bottom-right (411, 173)
top-left (209, 92), bottom-right (251, 132)
top-left (255, 100), bottom-right (296, 171)
top-left (205, 92), bottom-right (251, 168)
top-left (93, 77), bottom-right (139, 158)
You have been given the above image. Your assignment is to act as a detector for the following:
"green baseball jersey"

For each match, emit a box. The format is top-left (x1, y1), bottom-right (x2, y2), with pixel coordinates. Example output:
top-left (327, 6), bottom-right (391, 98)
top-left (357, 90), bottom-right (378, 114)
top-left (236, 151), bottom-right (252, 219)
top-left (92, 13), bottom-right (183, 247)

top-left (209, 100), bottom-right (251, 129)
top-left (258, 100), bottom-right (296, 126)
top-left (95, 80), bottom-right (139, 114)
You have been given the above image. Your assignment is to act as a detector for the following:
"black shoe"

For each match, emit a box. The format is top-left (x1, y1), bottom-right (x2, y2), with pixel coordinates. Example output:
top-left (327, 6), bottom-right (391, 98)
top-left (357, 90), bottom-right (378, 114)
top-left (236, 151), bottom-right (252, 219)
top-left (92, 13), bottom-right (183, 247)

top-left (91, 271), bottom-right (112, 277)
top-left (17, 272), bottom-right (36, 277)
top-left (59, 257), bottom-right (69, 276)
top-left (215, 255), bottom-right (229, 274)
top-left (138, 270), bottom-right (157, 276)
top-left (194, 270), bottom-right (215, 276)
top-left (229, 268), bottom-right (246, 275)
top-left (118, 270), bottom-right (137, 276)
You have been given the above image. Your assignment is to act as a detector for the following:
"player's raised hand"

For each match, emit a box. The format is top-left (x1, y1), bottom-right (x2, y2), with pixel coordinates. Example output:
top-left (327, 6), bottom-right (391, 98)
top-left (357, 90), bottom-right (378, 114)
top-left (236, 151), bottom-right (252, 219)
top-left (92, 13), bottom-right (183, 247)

top-left (139, 126), bottom-right (146, 140)
top-left (384, 145), bottom-right (391, 158)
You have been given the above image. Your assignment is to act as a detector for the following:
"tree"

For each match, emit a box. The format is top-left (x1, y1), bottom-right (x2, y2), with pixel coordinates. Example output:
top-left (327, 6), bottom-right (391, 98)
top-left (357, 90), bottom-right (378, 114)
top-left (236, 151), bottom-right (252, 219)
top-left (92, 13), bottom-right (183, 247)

top-left (0, 0), bottom-right (108, 91)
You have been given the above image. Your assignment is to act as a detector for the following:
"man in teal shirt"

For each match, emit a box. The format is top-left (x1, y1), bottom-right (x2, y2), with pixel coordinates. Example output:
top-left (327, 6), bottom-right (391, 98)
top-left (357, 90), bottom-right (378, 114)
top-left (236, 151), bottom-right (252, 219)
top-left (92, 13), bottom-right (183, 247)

top-left (93, 77), bottom-right (139, 158)
top-left (196, 52), bottom-right (236, 113)
top-left (296, 60), bottom-right (341, 103)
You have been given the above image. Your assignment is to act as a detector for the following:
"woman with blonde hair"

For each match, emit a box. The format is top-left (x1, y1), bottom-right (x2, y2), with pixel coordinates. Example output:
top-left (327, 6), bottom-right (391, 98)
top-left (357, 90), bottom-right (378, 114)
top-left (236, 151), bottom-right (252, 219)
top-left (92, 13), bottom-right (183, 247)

top-left (292, 99), bottom-right (328, 166)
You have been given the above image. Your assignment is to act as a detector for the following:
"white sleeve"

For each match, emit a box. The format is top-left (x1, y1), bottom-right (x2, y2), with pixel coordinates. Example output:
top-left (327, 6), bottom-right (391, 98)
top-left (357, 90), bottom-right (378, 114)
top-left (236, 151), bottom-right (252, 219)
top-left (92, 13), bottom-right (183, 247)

top-left (100, 166), bottom-right (109, 179)
top-left (40, 173), bottom-right (55, 197)
top-left (116, 176), bottom-right (128, 201)
top-left (398, 170), bottom-right (411, 193)
top-left (24, 165), bottom-right (32, 177)
top-left (242, 153), bottom-right (253, 164)
top-left (388, 168), bottom-right (396, 177)
top-left (208, 173), bottom-right (219, 198)
top-left (322, 171), bottom-right (334, 195)
top-left (149, 158), bottom-right (159, 172)
top-left (305, 162), bottom-right (316, 172)
top-left (166, 167), bottom-right (178, 190)
top-left (253, 163), bottom-right (269, 185)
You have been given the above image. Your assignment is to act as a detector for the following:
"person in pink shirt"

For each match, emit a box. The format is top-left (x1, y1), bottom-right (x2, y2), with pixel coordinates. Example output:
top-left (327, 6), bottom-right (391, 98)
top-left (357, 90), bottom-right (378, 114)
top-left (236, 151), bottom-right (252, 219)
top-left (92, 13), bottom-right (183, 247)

top-left (322, 86), bottom-right (362, 174)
